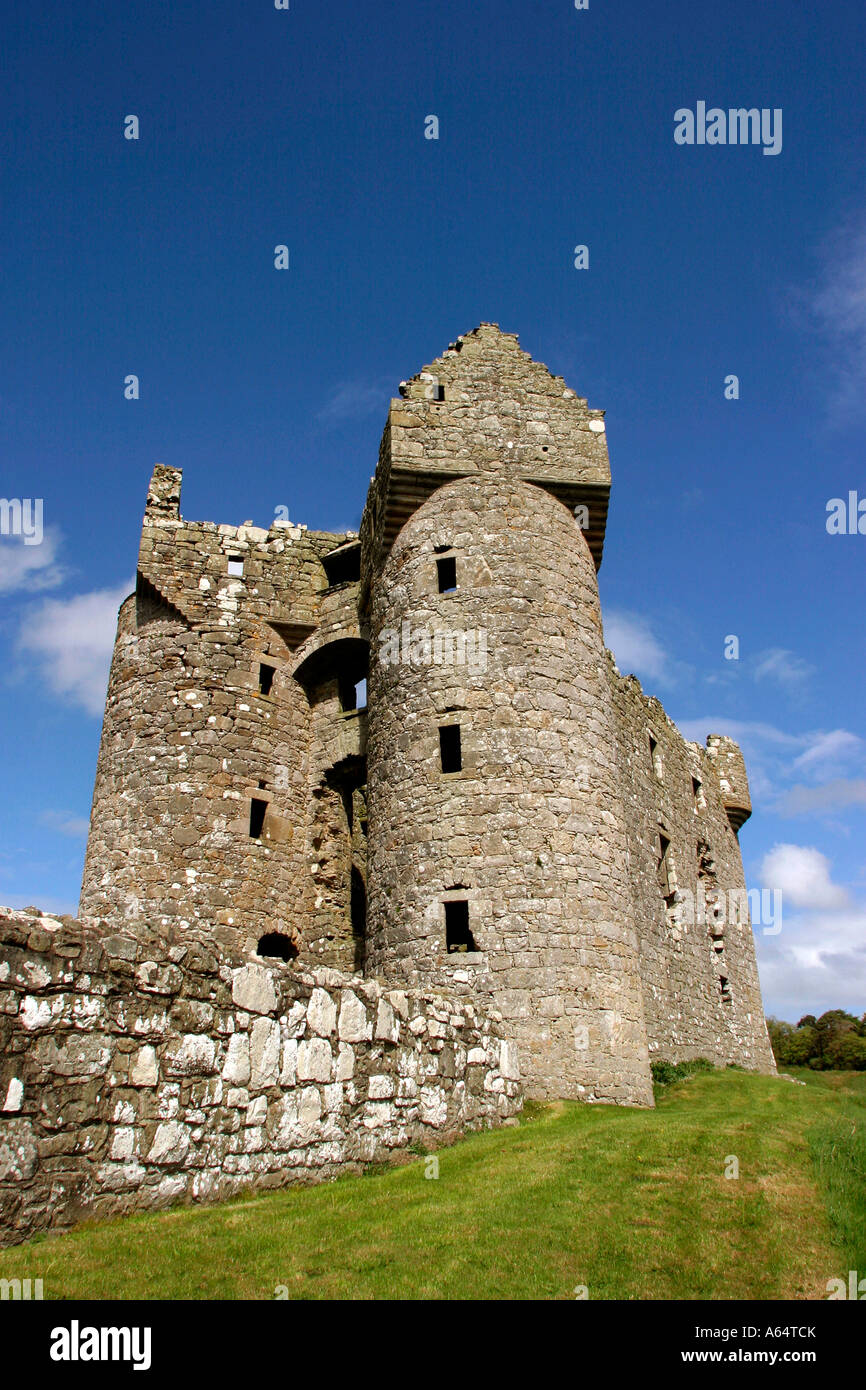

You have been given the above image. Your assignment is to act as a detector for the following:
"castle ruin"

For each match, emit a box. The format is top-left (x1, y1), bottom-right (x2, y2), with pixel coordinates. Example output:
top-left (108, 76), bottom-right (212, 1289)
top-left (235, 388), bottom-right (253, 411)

top-left (82, 322), bottom-right (775, 1103)
top-left (0, 324), bottom-right (774, 1245)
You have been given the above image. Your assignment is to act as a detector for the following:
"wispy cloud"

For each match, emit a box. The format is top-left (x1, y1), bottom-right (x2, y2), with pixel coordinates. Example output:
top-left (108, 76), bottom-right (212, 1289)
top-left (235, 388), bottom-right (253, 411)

top-left (0, 528), bottom-right (67, 595)
top-left (793, 728), bottom-right (863, 773)
top-left (775, 778), bottom-right (866, 817)
top-left (316, 379), bottom-right (391, 427)
top-left (16, 581), bottom-right (131, 717)
top-left (677, 718), bottom-right (866, 814)
top-left (39, 810), bottom-right (90, 838)
top-left (604, 610), bottom-right (686, 688)
top-left (795, 212), bottom-right (866, 419)
top-left (753, 647), bottom-right (814, 689)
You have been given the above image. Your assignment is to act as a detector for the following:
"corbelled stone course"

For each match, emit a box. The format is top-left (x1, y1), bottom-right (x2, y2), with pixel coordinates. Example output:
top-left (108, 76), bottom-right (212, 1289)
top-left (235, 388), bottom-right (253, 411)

top-left (0, 908), bottom-right (519, 1248)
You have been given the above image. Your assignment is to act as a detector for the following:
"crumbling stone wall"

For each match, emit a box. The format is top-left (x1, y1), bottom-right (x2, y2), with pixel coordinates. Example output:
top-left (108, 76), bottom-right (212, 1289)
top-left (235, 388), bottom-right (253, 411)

top-left (80, 469), bottom-right (365, 961)
top-left (0, 908), bottom-right (519, 1248)
top-left (608, 665), bottom-right (775, 1072)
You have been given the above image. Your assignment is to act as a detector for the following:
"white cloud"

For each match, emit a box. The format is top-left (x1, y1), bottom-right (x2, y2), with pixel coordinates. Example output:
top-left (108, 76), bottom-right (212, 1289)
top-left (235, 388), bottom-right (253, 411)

top-left (793, 728), bottom-right (863, 773)
top-left (805, 214), bottom-right (866, 417)
top-left (776, 778), bottom-right (866, 817)
top-left (753, 647), bottom-right (813, 688)
top-left (758, 920), bottom-right (866, 1022)
top-left (17, 581), bottom-right (131, 717)
top-left (676, 718), bottom-right (866, 814)
top-left (604, 611), bottom-right (672, 685)
top-left (754, 845), bottom-right (866, 1019)
top-left (760, 843), bottom-right (849, 911)
top-left (677, 717), bottom-right (800, 749)
top-left (0, 529), bottom-right (67, 595)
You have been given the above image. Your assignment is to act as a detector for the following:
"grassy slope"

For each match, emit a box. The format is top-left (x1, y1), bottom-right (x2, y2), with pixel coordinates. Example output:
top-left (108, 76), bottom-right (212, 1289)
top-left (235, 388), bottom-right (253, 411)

top-left (1, 1068), bottom-right (863, 1300)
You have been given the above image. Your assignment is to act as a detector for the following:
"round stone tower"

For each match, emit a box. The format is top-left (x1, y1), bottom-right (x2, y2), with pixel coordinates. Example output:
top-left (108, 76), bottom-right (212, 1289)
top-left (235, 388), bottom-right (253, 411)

top-left (364, 475), bottom-right (652, 1104)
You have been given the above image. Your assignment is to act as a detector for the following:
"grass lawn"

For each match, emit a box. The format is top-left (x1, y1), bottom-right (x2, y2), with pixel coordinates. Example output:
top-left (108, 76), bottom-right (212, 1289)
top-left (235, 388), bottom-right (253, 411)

top-left (2, 1066), bottom-right (864, 1300)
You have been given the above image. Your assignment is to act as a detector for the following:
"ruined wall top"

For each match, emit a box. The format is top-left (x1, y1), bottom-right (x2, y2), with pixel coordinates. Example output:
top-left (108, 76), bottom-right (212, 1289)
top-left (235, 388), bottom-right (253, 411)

top-left (135, 465), bottom-right (362, 660)
top-left (706, 735), bottom-right (753, 831)
top-left (359, 324), bottom-right (612, 609)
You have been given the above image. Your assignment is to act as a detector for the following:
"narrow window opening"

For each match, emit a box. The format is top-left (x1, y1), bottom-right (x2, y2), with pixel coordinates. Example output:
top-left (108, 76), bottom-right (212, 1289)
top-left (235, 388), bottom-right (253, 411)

top-left (351, 866), bottom-right (366, 973)
top-left (649, 734), bottom-right (663, 781)
top-left (719, 975), bottom-right (732, 1004)
top-left (257, 932), bottom-right (298, 962)
top-left (657, 833), bottom-right (675, 904)
top-left (436, 556), bottom-right (457, 593)
top-left (227, 555), bottom-right (244, 577)
top-left (259, 663), bottom-right (275, 696)
top-left (249, 798), bottom-right (267, 839)
top-left (439, 724), bottom-right (462, 773)
top-left (444, 900), bottom-right (476, 953)
top-left (339, 675), bottom-right (368, 712)
top-left (692, 776), bottom-right (705, 810)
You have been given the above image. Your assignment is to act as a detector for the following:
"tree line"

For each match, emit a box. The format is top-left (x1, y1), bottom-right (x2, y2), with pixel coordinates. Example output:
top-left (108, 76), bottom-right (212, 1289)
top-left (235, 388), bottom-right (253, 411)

top-left (766, 1010), bottom-right (866, 1070)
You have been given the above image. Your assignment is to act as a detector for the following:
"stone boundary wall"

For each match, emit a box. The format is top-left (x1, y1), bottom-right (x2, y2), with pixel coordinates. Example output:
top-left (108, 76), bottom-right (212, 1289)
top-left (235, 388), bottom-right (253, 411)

top-left (0, 908), bottom-right (521, 1248)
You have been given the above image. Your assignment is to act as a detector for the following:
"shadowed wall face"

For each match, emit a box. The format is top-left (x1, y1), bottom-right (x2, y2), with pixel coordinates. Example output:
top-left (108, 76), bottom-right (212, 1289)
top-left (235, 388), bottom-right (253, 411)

top-left (365, 476), bottom-right (653, 1105)
top-left (609, 684), bottom-right (776, 1074)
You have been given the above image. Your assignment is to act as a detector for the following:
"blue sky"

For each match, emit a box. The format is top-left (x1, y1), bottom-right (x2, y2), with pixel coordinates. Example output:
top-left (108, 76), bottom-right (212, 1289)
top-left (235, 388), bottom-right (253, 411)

top-left (1, 0), bottom-right (864, 1022)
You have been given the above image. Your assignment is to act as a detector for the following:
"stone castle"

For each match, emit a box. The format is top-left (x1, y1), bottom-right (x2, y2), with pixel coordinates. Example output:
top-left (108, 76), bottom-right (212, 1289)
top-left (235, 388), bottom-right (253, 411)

top-left (83, 322), bottom-right (774, 1100)
top-left (0, 323), bottom-right (774, 1244)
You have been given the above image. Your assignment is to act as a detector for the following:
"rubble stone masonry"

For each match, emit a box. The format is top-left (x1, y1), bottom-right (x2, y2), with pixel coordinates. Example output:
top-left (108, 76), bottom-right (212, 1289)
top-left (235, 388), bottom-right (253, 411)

top-left (0, 908), bottom-right (519, 1248)
top-left (0, 323), bottom-right (775, 1243)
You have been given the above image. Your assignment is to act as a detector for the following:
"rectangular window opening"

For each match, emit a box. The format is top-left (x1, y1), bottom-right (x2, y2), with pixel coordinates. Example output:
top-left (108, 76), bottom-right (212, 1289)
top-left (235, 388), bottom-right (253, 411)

top-left (259, 663), bottom-right (275, 696)
top-left (249, 798), bottom-right (267, 839)
top-left (444, 899), bottom-right (476, 953)
top-left (692, 776), bottom-right (705, 810)
top-left (340, 675), bottom-right (368, 712)
top-left (436, 556), bottom-right (457, 594)
top-left (439, 724), bottom-right (462, 773)
top-left (228, 555), bottom-right (244, 577)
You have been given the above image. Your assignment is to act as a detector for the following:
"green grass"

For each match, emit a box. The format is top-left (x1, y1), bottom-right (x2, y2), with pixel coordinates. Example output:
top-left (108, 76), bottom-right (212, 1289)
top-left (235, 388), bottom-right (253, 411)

top-left (801, 1069), bottom-right (866, 1272)
top-left (2, 1068), bottom-right (864, 1300)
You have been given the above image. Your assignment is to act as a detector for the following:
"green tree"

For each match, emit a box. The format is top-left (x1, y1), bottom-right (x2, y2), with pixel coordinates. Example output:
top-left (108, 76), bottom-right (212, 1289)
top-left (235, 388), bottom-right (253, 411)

top-left (836, 1032), bottom-right (866, 1070)
top-left (816, 1010), bottom-right (859, 1068)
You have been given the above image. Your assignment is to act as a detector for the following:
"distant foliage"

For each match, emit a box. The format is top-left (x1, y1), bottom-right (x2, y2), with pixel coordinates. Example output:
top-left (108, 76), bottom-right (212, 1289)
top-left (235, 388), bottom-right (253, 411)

top-left (650, 1058), bottom-right (714, 1086)
top-left (767, 1010), bottom-right (866, 1071)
